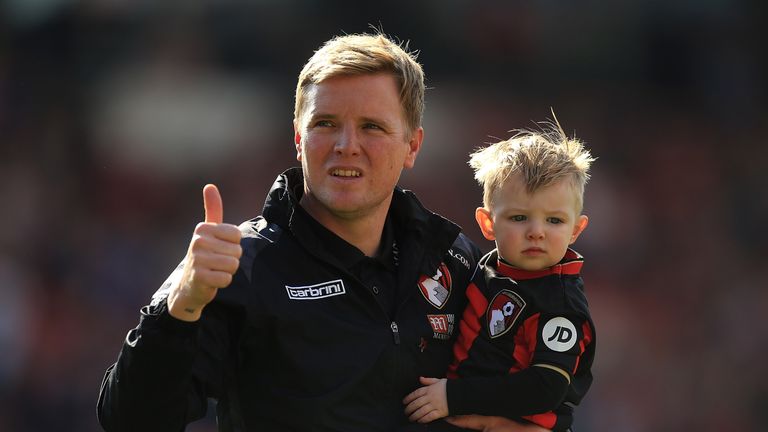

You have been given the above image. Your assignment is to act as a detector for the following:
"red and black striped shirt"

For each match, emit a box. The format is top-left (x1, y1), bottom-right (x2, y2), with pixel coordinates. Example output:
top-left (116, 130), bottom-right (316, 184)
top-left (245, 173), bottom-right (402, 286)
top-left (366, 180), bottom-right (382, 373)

top-left (446, 248), bottom-right (595, 431)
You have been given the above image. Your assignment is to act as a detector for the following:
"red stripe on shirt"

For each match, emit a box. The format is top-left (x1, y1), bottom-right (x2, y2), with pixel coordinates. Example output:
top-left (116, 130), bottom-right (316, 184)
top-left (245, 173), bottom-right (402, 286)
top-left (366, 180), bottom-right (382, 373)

top-left (523, 412), bottom-right (557, 429)
top-left (448, 282), bottom-right (487, 378)
top-left (520, 312), bottom-right (561, 429)
top-left (506, 313), bottom-right (540, 374)
top-left (573, 320), bottom-right (593, 374)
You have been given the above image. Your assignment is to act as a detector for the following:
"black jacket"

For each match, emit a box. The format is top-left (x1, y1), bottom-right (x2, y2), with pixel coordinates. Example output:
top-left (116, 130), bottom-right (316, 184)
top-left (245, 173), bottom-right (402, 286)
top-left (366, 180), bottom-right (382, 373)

top-left (98, 168), bottom-right (481, 432)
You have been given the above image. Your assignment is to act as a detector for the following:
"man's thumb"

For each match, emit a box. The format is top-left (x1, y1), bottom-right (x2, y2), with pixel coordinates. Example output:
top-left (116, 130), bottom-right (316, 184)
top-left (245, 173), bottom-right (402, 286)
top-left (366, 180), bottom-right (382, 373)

top-left (203, 184), bottom-right (224, 224)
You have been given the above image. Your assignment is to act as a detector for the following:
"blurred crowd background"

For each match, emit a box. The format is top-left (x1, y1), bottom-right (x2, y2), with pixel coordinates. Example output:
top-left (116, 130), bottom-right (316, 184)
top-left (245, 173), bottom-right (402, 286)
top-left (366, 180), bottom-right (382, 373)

top-left (1, 1), bottom-right (766, 431)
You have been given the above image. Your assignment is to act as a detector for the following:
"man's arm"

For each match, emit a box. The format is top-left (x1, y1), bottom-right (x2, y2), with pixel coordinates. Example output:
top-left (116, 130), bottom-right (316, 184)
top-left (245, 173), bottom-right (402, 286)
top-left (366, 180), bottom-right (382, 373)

top-left (97, 184), bottom-right (242, 431)
top-left (97, 300), bottom-right (209, 431)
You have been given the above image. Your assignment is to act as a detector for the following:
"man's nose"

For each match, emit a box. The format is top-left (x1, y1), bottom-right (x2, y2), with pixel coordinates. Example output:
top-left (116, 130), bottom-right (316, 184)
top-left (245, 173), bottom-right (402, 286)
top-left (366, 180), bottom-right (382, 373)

top-left (334, 126), bottom-right (361, 155)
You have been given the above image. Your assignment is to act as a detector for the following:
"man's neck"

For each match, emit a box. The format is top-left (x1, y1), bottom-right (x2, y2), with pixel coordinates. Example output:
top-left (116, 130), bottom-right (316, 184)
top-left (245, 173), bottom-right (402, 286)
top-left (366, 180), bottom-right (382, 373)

top-left (299, 197), bottom-right (391, 257)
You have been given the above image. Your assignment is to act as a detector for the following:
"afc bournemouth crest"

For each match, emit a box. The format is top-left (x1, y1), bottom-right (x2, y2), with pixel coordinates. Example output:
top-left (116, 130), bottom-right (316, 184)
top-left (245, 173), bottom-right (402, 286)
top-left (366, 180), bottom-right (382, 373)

top-left (418, 263), bottom-right (452, 309)
top-left (487, 290), bottom-right (526, 338)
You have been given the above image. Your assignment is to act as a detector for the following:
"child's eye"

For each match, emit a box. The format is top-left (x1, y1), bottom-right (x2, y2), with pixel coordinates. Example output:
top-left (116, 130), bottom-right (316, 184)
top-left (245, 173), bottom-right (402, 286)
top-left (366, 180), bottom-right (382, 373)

top-left (510, 215), bottom-right (526, 222)
top-left (547, 217), bottom-right (564, 224)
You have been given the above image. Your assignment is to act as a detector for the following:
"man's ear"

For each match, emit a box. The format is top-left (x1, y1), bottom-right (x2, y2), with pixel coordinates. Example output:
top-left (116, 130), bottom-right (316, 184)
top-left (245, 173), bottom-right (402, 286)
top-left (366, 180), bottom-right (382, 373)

top-left (402, 127), bottom-right (424, 169)
top-left (475, 207), bottom-right (496, 241)
top-left (293, 119), bottom-right (303, 162)
top-left (570, 215), bottom-right (589, 244)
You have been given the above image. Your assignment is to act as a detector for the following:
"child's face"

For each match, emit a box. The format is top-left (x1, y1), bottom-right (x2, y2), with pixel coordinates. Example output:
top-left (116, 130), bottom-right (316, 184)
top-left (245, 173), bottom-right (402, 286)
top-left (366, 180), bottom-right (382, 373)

top-left (476, 174), bottom-right (589, 271)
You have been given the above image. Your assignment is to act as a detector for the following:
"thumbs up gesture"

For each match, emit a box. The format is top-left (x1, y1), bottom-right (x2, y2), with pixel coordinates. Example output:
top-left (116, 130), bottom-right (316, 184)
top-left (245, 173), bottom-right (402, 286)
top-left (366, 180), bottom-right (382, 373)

top-left (167, 184), bottom-right (243, 322)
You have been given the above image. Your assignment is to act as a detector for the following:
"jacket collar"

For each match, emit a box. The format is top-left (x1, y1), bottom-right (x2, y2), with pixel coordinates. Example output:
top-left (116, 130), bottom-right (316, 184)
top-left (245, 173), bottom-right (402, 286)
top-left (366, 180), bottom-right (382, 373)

top-left (261, 167), bottom-right (303, 230)
top-left (261, 167), bottom-right (461, 262)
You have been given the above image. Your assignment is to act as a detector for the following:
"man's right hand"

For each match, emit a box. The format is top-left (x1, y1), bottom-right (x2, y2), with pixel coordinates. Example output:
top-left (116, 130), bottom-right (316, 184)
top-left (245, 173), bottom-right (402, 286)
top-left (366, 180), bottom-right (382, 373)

top-left (167, 184), bottom-right (242, 322)
top-left (445, 415), bottom-right (550, 432)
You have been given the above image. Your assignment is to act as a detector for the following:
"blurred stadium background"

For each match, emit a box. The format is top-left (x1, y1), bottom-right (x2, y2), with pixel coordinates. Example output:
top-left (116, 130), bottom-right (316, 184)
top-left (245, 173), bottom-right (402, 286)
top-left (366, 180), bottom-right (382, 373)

top-left (1, 1), bottom-right (766, 430)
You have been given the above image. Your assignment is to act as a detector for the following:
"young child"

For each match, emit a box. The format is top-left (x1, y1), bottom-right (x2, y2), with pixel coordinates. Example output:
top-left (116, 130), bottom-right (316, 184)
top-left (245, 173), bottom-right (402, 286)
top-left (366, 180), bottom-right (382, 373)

top-left (403, 118), bottom-right (596, 432)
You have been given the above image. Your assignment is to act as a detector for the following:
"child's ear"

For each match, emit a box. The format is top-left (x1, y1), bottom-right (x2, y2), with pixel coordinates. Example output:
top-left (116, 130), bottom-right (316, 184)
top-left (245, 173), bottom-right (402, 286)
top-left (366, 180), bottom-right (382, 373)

top-left (570, 215), bottom-right (589, 244)
top-left (475, 207), bottom-right (496, 241)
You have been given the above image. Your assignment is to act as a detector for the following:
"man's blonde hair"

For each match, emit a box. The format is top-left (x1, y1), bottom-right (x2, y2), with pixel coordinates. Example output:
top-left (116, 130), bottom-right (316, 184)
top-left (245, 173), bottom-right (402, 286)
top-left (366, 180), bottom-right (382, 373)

top-left (294, 32), bottom-right (425, 139)
top-left (469, 118), bottom-right (595, 213)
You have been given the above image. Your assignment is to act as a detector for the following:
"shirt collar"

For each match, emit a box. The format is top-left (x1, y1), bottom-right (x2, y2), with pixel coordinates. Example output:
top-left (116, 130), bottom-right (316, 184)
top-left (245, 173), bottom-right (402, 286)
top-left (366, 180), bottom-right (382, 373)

top-left (496, 248), bottom-right (583, 280)
top-left (293, 204), bottom-right (397, 271)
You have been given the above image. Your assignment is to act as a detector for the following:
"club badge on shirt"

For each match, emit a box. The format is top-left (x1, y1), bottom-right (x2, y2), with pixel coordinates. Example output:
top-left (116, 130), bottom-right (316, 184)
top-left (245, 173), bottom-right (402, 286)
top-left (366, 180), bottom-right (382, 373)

top-left (418, 263), bottom-right (452, 309)
top-left (487, 290), bottom-right (526, 338)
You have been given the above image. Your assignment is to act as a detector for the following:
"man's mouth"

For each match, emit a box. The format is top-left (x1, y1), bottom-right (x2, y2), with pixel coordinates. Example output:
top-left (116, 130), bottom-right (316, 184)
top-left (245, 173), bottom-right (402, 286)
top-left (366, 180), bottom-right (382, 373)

top-left (331, 169), bottom-right (361, 178)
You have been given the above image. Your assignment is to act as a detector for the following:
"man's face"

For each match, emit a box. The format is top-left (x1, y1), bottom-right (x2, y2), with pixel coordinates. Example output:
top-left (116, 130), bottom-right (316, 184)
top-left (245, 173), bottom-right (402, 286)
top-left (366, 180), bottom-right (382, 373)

top-left (476, 174), bottom-right (588, 271)
top-left (294, 73), bottom-right (422, 224)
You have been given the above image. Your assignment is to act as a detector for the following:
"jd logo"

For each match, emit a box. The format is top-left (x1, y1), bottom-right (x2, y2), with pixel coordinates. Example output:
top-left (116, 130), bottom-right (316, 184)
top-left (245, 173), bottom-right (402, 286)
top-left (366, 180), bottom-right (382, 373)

top-left (547, 326), bottom-right (572, 343)
top-left (542, 317), bottom-right (577, 352)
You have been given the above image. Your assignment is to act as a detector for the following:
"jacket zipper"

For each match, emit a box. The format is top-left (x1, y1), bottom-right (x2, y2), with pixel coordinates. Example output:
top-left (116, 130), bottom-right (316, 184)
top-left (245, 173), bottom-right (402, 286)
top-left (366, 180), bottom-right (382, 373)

top-left (390, 322), bottom-right (400, 345)
top-left (308, 254), bottom-right (404, 346)
top-left (340, 268), bottom-right (402, 346)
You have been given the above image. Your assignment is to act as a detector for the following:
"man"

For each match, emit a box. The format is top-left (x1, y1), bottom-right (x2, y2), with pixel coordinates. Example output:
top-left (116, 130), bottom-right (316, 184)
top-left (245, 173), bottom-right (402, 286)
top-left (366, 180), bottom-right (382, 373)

top-left (97, 32), bottom-right (547, 432)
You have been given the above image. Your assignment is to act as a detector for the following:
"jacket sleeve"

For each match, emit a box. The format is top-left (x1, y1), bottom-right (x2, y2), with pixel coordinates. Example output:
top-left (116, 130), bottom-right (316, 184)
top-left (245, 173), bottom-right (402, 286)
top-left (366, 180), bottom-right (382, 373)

top-left (445, 365), bottom-right (569, 418)
top-left (97, 297), bottom-right (233, 432)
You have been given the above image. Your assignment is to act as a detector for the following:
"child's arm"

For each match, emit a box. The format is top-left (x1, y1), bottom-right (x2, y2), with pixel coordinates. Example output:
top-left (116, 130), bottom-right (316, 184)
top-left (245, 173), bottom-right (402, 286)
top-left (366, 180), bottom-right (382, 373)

top-left (446, 364), bottom-right (569, 418)
top-left (403, 376), bottom-right (449, 423)
top-left (403, 364), bottom-right (568, 423)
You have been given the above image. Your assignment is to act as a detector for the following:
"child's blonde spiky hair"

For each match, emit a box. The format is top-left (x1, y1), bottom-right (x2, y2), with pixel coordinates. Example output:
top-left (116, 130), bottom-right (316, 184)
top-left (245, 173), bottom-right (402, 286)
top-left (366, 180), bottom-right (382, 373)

top-left (469, 114), bottom-right (595, 213)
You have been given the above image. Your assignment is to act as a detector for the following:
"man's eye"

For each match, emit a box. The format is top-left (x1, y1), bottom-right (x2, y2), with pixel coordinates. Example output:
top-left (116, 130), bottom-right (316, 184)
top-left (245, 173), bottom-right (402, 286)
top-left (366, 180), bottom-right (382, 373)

top-left (510, 215), bottom-right (526, 222)
top-left (363, 123), bottom-right (383, 130)
top-left (547, 217), bottom-right (564, 224)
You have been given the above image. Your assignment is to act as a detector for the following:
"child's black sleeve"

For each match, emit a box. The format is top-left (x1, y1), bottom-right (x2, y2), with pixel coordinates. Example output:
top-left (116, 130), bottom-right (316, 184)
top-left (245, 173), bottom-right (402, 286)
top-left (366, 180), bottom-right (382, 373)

top-left (445, 365), bottom-right (569, 418)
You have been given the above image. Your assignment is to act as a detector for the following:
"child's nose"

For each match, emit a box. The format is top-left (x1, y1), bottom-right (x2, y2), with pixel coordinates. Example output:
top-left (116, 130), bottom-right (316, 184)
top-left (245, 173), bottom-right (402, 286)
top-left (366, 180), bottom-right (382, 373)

top-left (527, 223), bottom-right (545, 240)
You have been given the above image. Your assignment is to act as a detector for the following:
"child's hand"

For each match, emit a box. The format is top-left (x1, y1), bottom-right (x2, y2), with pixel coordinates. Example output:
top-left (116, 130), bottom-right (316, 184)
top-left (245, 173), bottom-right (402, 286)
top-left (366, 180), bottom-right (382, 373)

top-left (403, 376), bottom-right (449, 423)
